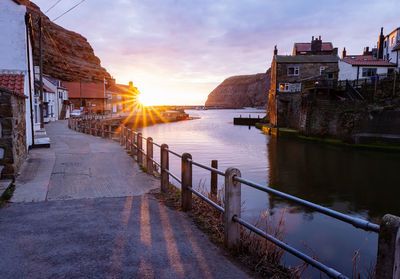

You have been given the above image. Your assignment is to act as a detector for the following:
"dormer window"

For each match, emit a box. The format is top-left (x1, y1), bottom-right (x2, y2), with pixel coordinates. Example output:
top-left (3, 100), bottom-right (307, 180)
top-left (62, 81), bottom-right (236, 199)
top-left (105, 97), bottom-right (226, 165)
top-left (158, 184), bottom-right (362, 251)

top-left (287, 66), bottom-right (299, 76)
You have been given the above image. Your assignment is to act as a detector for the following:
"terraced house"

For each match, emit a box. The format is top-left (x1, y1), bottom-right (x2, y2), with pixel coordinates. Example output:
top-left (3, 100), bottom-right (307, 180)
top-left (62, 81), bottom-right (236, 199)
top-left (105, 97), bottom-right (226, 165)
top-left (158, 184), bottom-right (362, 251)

top-left (268, 37), bottom-right (339, 128)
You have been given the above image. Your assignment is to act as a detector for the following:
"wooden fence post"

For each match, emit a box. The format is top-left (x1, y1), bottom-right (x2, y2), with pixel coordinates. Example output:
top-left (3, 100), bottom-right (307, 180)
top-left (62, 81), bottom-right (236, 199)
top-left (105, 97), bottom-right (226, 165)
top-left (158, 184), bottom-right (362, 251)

top-left (161, 144), bottom-right (169, 193)
top-left (130, 131), bottom-right (135, 153)
top-left (211, 160), bottom-right (218, 198)
top-left (224, 167), bottom-right (241, 249)
top-left (108, 125), bottom-right (112, 140)
top-left (146, 137), bottom-right (153, 175)
top-left (120, 126), bottom-right (124, 145)
top-left (181, 153), bottom-right (192, 211)
top-left (376, 214), bottom-right (400, 279)
top-left (101, 123), bottom-right (105, 138)
top-left (125, 127), bottom-right (129, 150)
top-left (137, 133), bottom-right (143, 166)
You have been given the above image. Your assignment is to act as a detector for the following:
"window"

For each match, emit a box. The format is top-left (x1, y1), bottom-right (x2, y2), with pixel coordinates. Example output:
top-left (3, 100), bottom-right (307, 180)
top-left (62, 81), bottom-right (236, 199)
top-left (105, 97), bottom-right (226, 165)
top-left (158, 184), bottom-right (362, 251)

top-left (279, 83), bottom-right (301, 92)
top-left (362, 68), bottom-right (377, 77)
top-left (320, 66), bottom-right (327, 75)
top-left (287, 66), bottom-right (299, 76)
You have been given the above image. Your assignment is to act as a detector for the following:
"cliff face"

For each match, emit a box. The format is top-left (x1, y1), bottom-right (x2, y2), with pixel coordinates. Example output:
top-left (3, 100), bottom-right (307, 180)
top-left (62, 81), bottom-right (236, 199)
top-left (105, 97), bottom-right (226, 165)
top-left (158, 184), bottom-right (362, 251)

top-left (205, 69), bottom-right (270, 108)
top-left (27, 2), bottom-right (110, 82)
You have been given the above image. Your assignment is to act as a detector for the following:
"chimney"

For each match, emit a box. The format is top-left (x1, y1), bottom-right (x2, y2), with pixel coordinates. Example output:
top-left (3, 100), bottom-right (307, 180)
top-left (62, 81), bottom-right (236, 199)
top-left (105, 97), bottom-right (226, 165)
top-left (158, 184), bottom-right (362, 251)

top-left (318, 35), bottom-right (321, 40)
top-left (312, 36), bottom-right (314, 41)
top-left (273, 45), bottom-right (278, 55)
top-left (378, 27), bottom-right (385, 59)
top-left (342, 47), bottom-right (347, 58)
top-left (129, 81), bottom-right (133, 88)
top-left (311, 36), bottom-right (322, 53)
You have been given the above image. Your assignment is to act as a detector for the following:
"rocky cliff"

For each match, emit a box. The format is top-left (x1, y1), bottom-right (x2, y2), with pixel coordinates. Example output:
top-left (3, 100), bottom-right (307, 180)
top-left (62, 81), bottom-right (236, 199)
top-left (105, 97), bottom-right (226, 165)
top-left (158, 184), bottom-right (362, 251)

top-left (205, 69), bottom-right (270, 108)
top-left (27, 1), bottom-right (110, 82)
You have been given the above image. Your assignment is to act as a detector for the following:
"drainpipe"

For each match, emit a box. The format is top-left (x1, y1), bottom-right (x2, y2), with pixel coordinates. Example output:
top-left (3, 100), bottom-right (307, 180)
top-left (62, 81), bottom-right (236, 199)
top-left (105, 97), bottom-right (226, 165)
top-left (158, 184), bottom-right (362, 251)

top-left (25, 13), bottom-right (35, 146)
top-left (357, 66), bottom-right (360, 83)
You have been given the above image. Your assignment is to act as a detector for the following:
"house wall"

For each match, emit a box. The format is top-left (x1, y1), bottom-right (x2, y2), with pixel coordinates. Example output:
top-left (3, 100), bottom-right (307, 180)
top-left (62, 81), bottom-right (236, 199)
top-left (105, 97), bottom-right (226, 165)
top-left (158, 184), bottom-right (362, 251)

top-left (272, 61), bottom-right (337, 128)
top-left (338, 61), bottom-right (394, 80)
top-left (384, 29), bottom-right (399, 63)
top-left (0, 89), bottom-right (27, 179)
top-left (69, 98), bottom-right (105, 112)
top-left (0, 0), bottom-right (34, 149)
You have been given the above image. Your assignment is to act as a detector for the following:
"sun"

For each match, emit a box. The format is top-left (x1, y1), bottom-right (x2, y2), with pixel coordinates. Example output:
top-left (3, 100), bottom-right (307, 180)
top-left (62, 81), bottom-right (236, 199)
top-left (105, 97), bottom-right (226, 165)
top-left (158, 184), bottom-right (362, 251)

top-left (137, 92), bottom-right (154, 106)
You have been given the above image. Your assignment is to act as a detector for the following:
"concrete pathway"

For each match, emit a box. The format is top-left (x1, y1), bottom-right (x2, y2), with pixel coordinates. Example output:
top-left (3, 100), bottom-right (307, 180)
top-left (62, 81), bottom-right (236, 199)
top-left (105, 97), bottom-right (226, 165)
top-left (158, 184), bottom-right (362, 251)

top-left (1, 121), bottom-right (251, 279)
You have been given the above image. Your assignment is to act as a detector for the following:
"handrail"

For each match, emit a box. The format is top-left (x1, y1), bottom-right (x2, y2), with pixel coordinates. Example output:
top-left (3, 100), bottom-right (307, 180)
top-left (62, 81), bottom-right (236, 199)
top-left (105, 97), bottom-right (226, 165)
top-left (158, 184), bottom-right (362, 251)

top-left (164, 169), bottom-right (181, 184)
top-left (188, 186), bottom-right (224, 213)
top-left (233, 216), bottom-right (348, 279)
top-left (187, 158), bottom-right (225, 176)
top-left (165, 148), bottom-right (182, 158)
top-left (234, 176), bottom-right (380, 232)
top-left (68, 118), bottom-right (391, 279)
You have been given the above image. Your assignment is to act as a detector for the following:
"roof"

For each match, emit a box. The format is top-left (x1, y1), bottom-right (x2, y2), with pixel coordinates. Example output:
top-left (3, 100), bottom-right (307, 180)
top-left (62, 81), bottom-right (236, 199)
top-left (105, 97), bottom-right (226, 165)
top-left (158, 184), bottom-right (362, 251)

top-left (384, 27), bottom-right (400, 38)
top-left (34, 80), bottom-right (55, 93)
top-left (294, 42), bottom-right (333, 52)
top-left (64, 82), bottom-right (106, 99)
top-left (108, 84), bottom-right (140, 95)
top-left (341, 55), bottom-right (396, 67)
top-left (0, 74), bottom-right (25, 97)
top-left (12, 0), bottom-right (28, 5)
top-left (275, 55), bottom-right (339, 63)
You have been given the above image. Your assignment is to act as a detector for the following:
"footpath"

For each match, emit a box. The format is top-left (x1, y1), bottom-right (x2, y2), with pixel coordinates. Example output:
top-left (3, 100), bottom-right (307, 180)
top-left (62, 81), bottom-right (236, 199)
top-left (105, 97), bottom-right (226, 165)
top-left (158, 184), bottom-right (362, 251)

top-left (0, 121), bottom-right (251, 279)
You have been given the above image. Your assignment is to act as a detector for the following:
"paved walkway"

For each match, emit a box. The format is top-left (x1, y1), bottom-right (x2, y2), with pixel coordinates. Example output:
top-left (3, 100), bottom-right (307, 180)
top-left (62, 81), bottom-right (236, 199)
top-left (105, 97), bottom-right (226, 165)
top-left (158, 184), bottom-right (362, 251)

top-left (0, 121), bottom-right (251, 279)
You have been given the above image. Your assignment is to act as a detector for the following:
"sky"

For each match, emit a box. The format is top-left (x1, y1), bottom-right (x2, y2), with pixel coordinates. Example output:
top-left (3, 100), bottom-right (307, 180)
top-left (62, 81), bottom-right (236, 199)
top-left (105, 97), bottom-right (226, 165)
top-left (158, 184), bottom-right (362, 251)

top-left (33, 0), bottom-right (400, 105)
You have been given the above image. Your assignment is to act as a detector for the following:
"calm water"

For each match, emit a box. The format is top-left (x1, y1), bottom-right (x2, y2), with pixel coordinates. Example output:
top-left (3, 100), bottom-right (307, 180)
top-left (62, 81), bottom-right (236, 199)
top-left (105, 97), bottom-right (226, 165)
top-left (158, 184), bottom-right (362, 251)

top-left (140, 109), bottom-right (400, 278)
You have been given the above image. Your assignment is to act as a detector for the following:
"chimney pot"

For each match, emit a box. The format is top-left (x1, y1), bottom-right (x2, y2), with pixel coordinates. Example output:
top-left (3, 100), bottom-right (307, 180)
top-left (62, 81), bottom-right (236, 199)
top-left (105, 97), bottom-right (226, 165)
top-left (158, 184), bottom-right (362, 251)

top-left (318, 35), bottom-right (321, 40)
top-left (273, 45), bottom-right (278, 55)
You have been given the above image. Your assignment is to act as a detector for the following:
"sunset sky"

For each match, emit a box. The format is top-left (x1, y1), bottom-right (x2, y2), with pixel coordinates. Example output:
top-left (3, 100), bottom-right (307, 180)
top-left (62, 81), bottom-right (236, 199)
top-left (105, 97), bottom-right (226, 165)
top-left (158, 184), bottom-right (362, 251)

top-left (33, 0), bottom-right (399, 105)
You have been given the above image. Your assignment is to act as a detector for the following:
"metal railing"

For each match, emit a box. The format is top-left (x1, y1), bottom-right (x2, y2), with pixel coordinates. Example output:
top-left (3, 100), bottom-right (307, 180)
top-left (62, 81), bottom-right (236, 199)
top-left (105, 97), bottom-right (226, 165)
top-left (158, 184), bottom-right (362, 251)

top-left (68, 117), bottom-right (400, 279)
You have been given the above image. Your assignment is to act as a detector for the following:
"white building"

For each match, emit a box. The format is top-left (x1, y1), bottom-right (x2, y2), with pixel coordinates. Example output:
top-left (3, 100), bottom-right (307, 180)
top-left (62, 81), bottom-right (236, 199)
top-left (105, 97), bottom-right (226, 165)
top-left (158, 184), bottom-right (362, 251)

top-left (382, 27), bottom-right (400, 69)
top-left (39, 75), bottom-right (70, 122)
top-left (339, 55), bottom-right (396, 81)
top-left (43, 76), bottom-right (70, 120)
top-left (0, 0), bottom-right (36, 149)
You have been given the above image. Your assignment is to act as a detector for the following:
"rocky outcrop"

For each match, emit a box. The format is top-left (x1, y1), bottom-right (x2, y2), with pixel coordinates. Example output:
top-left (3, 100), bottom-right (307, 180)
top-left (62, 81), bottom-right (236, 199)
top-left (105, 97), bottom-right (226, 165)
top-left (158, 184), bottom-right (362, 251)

top-left (27, 2), bottom-right (110, 82)
top-left (205, 69), bottom-right (270, 108)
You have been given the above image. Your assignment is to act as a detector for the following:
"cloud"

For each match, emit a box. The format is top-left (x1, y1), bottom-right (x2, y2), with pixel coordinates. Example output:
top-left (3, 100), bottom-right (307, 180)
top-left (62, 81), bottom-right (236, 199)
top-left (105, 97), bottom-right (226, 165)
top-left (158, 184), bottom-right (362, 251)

top-left (32, 0), bottom-right (400, 104)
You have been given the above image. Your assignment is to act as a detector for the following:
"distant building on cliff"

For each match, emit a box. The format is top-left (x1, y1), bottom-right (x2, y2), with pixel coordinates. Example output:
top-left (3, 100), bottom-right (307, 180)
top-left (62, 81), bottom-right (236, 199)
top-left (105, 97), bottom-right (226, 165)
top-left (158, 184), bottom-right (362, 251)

top-left (268, 41), bottom-right (339, 128)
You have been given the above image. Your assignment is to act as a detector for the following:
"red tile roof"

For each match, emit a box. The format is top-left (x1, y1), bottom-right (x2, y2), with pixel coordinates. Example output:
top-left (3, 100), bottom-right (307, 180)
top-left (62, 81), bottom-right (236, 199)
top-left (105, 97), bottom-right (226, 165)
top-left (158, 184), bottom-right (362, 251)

top-left (341, 55), bottom-right (396, 66)
top-left (295, 42), bottom-right (333, 52)
top-left (64, 82), bottom-right (106, 99)
top-left (0, 74), bottom-right (25, 97)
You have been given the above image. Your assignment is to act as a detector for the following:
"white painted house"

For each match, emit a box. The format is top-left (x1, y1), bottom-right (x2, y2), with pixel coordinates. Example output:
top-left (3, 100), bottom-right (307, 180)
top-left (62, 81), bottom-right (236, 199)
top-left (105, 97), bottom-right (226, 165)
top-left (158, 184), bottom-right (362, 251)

top-left (0, 0), bottom-right (36, 149)
top-left (382, 27), bottom-right (400, 69)
top-left (339, 52), bottom-right (396, 81)
top-left (43, 75), bottom-right (70, 120)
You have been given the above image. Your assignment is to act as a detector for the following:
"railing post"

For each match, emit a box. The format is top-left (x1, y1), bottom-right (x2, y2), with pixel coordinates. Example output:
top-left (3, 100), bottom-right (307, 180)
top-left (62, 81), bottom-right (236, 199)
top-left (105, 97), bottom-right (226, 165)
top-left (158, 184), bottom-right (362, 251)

top-left (376, 214), bottom-right (400, 279)
top-left (137, 133), bottom-right (143, 165)
top-left (211, 160), bottom-right (218, 198)
top-left (130, 131), bottom-right (135, 153)
top-left (125, 127), bottom-right (129, 149)
top-left (108, 125), bottom-right (112, 140)
top-left (181, 153), bottom-right (192, 211)
top-left (146, 137), bottom-right (153, 175)
top-left (160, 144), bottom-right (169, 193)
top-left (120, 126), bottom-right (124, 145)
top-left (101, 123), bottom-right (105, 138)
top-left (224, 167), bottom-right (241, 250)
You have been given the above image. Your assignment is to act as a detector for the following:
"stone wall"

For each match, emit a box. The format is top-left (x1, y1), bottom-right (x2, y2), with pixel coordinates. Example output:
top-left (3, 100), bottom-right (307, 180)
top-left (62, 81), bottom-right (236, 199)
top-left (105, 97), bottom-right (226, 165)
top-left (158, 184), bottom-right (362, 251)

top-left (0, 88), bottom-right (27, 179)
top-left (298, 95), bottom-right (400, 142)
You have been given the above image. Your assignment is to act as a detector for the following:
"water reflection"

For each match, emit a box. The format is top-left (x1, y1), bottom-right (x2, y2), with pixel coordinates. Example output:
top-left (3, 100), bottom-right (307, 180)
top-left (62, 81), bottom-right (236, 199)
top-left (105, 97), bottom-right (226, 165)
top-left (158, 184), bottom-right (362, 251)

top-left (267, 136), bottom-right (400, 222)
top-left (139, 109), bottom-right (400, 278)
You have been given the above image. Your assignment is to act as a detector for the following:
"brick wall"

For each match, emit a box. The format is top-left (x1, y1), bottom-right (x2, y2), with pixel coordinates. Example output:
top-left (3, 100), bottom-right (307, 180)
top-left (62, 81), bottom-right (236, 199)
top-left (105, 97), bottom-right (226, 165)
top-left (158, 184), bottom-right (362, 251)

top-left (0, 88), bottom-right (27, 179)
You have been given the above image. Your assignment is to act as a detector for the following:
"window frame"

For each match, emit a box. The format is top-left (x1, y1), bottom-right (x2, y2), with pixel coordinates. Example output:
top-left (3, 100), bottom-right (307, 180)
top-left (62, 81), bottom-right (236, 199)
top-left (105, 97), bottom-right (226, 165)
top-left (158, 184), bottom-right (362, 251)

top-left (362, 67), bottom-right (377, 77)
top-left (287, 66), bottom-right (300, 76)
